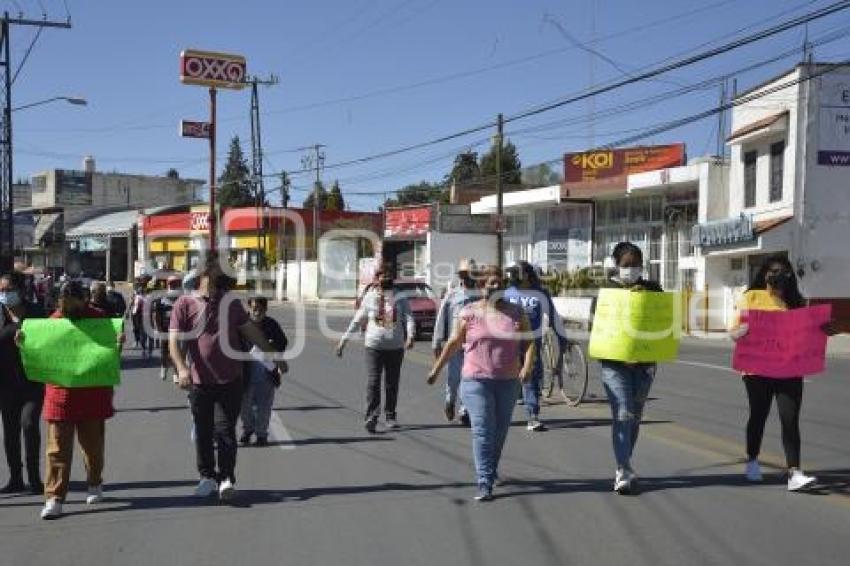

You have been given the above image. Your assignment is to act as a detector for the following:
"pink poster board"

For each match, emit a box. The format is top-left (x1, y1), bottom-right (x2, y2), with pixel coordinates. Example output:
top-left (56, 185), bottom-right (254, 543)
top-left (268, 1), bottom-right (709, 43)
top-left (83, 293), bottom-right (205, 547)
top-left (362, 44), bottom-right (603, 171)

top-left (732, 304), bottom-right (832, 378)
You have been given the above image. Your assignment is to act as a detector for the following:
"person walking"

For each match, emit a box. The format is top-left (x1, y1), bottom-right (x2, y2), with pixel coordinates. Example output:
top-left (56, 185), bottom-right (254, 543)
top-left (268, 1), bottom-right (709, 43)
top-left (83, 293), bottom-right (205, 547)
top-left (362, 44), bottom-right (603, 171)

top-left (152, 275), bottom-right (182, 381)
top-left (29, 281), bottom-right (120, 519)
top-left (427, 266), bottom-right (535, 501)
top-left (130, 284), bottom-right (153, 356)
top-left (169, 255), bottom-right (287, 500)
top-left (90, 281), bottom-right (124, 319)
top-left (239, 297), bottom-right (288, 447)
top-left (595, 242), bottom-right (663, 495)
top-left (0, 271), bottom-right (45, 494)
top-left (504, 261), bottom-right (567, 432)
top-left (729, 256), bottom-right (832, 492)
top-left (336, 263), bottom-right (415, 433)
top-left (432, 259), bottom-right (480, 425)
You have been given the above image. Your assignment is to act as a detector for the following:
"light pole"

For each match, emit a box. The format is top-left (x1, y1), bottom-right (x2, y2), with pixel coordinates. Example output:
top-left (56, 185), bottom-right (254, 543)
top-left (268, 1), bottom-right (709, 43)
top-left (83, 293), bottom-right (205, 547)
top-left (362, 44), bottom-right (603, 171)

top-left (12, 95), bottom-right (86, 112)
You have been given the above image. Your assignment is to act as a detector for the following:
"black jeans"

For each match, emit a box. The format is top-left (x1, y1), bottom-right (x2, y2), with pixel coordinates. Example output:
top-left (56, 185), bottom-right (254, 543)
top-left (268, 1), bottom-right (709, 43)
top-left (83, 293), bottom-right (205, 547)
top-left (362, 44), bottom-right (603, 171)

top-left (190, 382), bottom-right (243, 483)
top-left (365, 348), bottom-right (404, 421)
top-left (0, 391), bottom-right (43, 483)
top-left (744, 376), bottom-right (803, 468)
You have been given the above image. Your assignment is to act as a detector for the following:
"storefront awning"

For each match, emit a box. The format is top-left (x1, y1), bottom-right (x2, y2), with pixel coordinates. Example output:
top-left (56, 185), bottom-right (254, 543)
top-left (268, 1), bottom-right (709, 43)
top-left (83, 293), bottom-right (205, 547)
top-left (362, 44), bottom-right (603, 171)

top-left (726, 111), bottom-right (788, 145)
top-left (699, 214), bottom-right (794, 257)
top-left (66, 210), bottom-right (139, 240)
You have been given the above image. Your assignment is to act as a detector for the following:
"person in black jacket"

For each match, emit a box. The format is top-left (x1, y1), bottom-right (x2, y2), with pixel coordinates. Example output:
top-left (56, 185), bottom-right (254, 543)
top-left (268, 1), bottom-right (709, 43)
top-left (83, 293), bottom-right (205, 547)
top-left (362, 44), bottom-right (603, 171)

top-left (239, 297), bottom-right (288, 447)
top-left (0, 271), bottom-right (45, 494)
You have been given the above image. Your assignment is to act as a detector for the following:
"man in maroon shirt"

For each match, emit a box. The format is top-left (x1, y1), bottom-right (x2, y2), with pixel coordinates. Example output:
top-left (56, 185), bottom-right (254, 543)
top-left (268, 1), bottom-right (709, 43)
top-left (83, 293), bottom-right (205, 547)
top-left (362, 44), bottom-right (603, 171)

top-left (169, 255), bottom-right (287, 500)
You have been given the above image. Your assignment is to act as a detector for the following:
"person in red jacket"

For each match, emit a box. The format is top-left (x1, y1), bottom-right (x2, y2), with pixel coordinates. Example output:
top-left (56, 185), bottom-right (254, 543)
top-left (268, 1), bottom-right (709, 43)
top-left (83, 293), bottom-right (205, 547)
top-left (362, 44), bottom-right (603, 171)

top-left (22, 280), bottom-right (121, 520)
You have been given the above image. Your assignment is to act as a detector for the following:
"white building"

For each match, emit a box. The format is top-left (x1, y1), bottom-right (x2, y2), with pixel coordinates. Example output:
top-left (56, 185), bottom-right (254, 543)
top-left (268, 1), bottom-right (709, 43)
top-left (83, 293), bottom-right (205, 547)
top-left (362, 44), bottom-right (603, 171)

top-left (693, 63), bottom-right (850, 328)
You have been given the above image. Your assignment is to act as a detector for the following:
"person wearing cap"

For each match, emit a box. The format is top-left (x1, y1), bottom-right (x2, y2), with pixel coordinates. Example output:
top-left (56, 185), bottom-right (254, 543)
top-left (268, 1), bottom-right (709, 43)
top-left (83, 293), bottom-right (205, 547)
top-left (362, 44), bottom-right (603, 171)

top-left (152, 275), bottom-right (183, 381)
top-left (504, 261), bottom-right (568, 432)
top-left (19, 280), bottom-right (123, 520)
top-left (432, 258), bottom-right (480, 425)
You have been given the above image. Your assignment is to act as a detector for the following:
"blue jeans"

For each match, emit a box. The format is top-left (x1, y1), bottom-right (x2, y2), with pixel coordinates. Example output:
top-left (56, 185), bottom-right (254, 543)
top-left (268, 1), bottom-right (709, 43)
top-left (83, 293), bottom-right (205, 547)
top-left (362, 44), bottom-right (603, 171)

top-left (461, 378), bottom-right (519, 490)
top-left (599, 362), bottom-right (656, 470)
top-left (522, 362), bottom-right (544, 419)
top-left (444, 352), bottom-right (466, 415)
top-left (241, 362), bottom-right (276, 437)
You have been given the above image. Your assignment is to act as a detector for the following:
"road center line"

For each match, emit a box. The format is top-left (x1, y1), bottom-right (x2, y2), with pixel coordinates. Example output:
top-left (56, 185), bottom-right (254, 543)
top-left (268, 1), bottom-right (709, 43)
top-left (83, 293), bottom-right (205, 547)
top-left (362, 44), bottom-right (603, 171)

top-left (673, 360), bottom-right (738, 373)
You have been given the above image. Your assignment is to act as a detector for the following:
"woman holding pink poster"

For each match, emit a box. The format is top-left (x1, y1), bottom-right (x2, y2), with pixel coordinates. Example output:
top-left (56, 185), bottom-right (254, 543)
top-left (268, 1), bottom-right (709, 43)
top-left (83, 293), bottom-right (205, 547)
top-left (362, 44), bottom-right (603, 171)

top-left (729, 256), bottom-right (834, 492)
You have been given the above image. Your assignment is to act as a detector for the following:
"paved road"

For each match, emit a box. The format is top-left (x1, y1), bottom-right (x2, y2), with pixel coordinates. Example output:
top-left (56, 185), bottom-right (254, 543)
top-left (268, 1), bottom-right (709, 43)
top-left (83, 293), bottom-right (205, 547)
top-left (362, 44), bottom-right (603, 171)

top-left (1, 303), bottom-right (849, 566)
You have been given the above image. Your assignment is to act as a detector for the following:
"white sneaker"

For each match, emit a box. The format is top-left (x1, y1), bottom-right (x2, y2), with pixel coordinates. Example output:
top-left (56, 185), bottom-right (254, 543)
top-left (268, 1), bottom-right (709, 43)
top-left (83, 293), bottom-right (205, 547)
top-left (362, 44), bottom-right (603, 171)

top-left (788, 470), bottom-right (816, 492)
top-left (385, 418), bottom-right (400, 430)
top-left (527, 419), bottom-right (546, 432)
top-left (160, 368), bottom-right (168, 381)
top-left (40, 498), bottom-right (63, 520)
top-left (194, 477), bottom-right (217, 497)
top-left (745, 460), bottom-right (763, 482)
top-left (218, 479), bottom-right (236, 500)
top-left (614, 468), bottom-right (632, 494)
top-left (86, 485), bottom-right (104, 504)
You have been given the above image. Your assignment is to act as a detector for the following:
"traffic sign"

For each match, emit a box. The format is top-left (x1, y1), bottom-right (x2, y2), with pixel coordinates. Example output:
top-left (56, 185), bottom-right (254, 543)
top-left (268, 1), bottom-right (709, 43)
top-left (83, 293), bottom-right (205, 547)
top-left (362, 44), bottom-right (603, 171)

top-left (180, 120), bottom-right (211, 139)
top-left (180, 49), bottom-right (247, 90)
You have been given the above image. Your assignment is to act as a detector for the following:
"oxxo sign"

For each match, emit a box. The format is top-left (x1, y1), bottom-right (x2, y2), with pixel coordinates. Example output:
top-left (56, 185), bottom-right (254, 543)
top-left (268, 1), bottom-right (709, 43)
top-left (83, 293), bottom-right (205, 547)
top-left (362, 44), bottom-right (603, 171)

top-left (180, 49), bottom-right (247, 90)
top-left (190, 212), bottom-right (210, 232)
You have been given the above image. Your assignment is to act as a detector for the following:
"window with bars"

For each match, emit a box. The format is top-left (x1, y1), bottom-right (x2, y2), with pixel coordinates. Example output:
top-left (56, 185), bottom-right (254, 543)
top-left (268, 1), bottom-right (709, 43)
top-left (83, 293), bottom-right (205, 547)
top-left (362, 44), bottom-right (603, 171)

top-left (744, 150), bottom-right (757, 208)
top-left (769, 141), bottom-right (785, 203)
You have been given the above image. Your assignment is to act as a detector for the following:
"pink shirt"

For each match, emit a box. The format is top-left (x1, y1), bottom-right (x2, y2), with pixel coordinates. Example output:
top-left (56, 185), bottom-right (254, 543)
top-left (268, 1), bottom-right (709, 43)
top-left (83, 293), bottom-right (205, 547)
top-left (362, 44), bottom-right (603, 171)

top-left (460, 302), bottom-right (525, 380)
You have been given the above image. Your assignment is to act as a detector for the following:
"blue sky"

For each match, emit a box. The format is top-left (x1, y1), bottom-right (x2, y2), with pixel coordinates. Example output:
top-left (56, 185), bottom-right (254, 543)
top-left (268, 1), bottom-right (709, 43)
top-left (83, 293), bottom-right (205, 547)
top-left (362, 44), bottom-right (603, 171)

top-left (10, 0), bottom-right (850, 211)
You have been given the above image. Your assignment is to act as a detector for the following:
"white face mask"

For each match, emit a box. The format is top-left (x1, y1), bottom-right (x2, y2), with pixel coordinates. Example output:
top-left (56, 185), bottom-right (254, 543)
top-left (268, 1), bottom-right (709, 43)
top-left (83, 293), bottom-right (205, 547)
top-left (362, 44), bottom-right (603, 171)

top-left (0, 290), bottom-right (21, 308)
top-left (618, 267), bottom-right (642, 285)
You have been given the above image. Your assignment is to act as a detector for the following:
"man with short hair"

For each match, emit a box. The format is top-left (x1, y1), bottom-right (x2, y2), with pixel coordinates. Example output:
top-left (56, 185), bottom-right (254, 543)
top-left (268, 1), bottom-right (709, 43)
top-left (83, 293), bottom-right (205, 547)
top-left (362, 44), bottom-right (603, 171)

top-left (153, 275), bottom-right (182, 381)
top-left (432, 259), bottom-right (480, 425)
top-left (169, 255), bottom-right (288, 501)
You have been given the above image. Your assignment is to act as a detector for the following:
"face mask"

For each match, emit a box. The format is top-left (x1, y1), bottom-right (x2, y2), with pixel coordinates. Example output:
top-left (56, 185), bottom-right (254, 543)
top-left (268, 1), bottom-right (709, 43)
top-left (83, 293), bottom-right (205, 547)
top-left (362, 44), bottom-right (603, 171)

top-left (0, 291), bottom-right (21, 308)
top-left (618, 267), bottom-right (642, 285)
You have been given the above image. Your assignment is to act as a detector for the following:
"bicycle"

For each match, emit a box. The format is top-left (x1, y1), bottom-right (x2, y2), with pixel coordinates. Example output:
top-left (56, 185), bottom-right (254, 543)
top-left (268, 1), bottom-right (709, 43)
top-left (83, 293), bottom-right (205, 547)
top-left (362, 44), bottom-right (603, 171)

top-left (542, 327), bottom-right (589, 407)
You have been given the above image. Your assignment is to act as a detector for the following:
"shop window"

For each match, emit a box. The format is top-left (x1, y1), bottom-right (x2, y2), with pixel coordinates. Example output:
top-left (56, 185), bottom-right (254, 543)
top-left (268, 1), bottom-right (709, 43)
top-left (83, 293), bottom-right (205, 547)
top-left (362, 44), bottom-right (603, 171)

top-left (629, 197), bottom-right (650, 223)
top-left (769, 141), bottom-right (785, 203)
top-left (611, 200), bottom-right (628, 224)
top-left (505, 214), bottom-right (529, 237)
top-left (730, 258), bottom-right (744, 271)
top-left (650, 195), bottom-right (664, 221)
top-left (744, 150), bottom-right (757, 208)
top-left (595, 201), bottom-right (610, 226)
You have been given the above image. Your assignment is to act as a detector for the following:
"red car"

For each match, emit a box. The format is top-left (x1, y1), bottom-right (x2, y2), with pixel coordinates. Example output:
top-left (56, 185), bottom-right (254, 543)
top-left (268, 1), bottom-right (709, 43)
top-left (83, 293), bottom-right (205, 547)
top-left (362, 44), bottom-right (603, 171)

top-left (354, 280), bottom-right (438, 339)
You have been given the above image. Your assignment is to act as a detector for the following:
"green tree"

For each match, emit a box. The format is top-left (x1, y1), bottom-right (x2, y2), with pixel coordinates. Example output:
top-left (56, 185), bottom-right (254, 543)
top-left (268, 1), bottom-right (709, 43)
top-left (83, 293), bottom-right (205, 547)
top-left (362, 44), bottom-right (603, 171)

top-left (447, 150), bottom-right (480, 185)
top-left (217, 136), bottom-right (254, 208)
top-left (165, 168), bottom-right (180, 179)
top-left (384, 181), bottom-right (445, 208)
top-left (479, 138), bottom-right (522, 185)
top-left (303, 181), bottom-right (328, 209)
top-left (521, 162), bottom-right (562, 186)
top-left (325, 180), bottom-right (346, 211)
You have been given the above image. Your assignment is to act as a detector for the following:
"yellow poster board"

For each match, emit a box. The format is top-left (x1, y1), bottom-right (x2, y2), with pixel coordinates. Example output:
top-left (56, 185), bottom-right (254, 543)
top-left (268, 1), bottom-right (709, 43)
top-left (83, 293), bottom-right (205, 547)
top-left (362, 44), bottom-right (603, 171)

top-left (588, 289), bottom-right (681, 362)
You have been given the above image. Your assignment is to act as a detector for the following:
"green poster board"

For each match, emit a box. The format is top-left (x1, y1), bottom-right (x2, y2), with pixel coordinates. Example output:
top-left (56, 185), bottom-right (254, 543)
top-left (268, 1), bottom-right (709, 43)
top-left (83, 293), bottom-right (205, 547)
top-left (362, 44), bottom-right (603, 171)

top-left (588, 289), bottom-right (681, 362)
top-left (21, 318), bottom-right (123, 387)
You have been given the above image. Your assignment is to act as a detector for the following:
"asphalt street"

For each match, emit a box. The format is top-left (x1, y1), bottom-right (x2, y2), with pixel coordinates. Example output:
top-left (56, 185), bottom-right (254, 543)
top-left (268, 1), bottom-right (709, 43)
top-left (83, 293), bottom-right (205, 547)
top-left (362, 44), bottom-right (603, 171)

top-left (1, 302), bottom-right (849, 566)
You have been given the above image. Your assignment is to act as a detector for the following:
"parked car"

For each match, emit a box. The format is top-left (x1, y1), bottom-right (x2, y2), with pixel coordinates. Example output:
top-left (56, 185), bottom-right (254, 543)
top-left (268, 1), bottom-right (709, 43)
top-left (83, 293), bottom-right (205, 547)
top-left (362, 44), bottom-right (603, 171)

top-left (354, 279), bottom-right (438, 339)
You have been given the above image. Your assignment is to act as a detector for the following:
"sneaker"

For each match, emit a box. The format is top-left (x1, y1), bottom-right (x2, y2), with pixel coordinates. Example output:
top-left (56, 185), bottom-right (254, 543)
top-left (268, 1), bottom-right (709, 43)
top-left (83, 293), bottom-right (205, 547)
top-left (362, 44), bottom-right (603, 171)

top-left (474, 487), bottom-right (493, 502)
top-left (459, 412), bottom-right (471, 427)
top-left (28, 480), bottom-right (44, 496)
top-left (0, 478), bottom-right (26, 494)
top-left (527, 419), bottom-right (546, 432)
top-left (614, 468), bottom-right (632, 494)
top-left (788, 470), bottom-right (816, 492)
top-left (160, 367), bottom-right (168, 381)
top-left (218, 479), bottom-right (236, 500)
top-left (444, 401), bottom-right (455, 422)
top-left (255, 435), bottom-right (268, 447)
top-left (193, 477), bottom-right (218, 497)
top-left (745, 460), bottom-right (763, 483)
top-left (40, 498), bottom-right (63, 520)
top-left (239, 432), bottom-right (253, 446)
top-left (385, 418), bottom-right (400, 430)
top-left (364, 418), bottom-right (378, 434)
top-left (86, 485), bottom-right (104, 504)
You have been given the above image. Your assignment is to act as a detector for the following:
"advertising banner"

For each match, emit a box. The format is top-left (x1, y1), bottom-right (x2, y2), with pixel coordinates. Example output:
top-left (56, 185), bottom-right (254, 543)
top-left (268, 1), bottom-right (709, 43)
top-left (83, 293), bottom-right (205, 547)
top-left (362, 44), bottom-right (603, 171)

top-left (565, 144), bottom-right (685, 183)
top-left (818, 75), bottom-right (850, 166)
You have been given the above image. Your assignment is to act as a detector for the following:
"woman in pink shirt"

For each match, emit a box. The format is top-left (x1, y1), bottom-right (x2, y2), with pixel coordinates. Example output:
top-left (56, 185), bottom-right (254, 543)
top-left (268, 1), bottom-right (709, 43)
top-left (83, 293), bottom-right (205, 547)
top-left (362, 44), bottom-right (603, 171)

top-left (427, 266), bottom-right (535, 501)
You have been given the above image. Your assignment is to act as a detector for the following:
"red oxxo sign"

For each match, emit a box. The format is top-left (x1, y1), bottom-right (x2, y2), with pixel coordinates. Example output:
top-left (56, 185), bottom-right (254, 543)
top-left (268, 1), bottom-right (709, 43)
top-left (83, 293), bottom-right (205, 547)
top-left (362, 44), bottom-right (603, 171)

top-left (190, 212), bottom-right (210, 232)
top-left (180, 49), bottom-right (247, 90)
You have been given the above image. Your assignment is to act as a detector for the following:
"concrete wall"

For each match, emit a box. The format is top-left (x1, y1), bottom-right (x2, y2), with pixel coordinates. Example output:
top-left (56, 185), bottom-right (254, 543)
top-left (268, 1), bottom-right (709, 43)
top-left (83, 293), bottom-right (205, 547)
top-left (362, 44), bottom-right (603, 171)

top-left (282, 260), bottom-right (319, 301)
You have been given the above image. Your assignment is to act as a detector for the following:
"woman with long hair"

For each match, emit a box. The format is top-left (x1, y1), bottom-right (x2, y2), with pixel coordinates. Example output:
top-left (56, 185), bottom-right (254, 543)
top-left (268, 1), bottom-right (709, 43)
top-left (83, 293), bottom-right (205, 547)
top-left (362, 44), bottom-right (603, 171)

top-left (729, 255), bottom-right (818, 491)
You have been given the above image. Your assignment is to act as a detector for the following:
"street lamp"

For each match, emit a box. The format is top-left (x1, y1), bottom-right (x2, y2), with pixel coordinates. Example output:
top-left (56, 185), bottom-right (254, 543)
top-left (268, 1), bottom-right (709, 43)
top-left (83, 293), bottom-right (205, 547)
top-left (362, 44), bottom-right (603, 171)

top-left (12, 95), bottom-right (87, 112)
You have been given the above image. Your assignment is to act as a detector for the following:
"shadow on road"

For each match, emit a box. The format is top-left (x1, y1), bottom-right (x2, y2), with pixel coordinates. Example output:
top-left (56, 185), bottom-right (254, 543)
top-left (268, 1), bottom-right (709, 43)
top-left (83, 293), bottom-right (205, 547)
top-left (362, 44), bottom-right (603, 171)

top-left (263, 436), bottom-right (394, 447)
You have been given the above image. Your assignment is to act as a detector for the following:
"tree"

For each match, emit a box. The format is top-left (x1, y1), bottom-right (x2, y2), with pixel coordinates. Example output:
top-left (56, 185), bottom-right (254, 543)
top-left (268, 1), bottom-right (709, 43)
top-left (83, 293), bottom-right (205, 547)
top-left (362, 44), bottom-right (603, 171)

top-left (325, 180), bottom-right (346, 211)
top-left (383, 181), bottom-right (445, 208)
top-left (479, 138), bottom-right (522, 185)
top-left (302, 181), bottom-right (328, 209)
top-left (447, 150), bottom-right (480, 185)
top-left (165, 168), bottom-right (180, 179)
top-left (521, 162), bottom-right (562, 186)
top-left (218, 136), bottom-right (254, 208)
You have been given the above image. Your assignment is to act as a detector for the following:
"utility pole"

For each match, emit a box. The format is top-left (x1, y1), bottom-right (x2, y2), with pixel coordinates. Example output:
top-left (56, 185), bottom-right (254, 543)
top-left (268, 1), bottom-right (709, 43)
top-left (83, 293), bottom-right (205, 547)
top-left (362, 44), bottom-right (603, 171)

top-left (716, 79), bottom-right (727, 159)
top-left (280, 171), bottom-right (290, 268)
top-left (248, 73), bottom-right (278, 273)
top-left (301, 144), bottom-right (325, 259)
top-left (495, 113), bottom-right (504, 271)
top-left (208, 87), bottom-right (217, 253)
top-left (0, 12), bottom-right (71, 272)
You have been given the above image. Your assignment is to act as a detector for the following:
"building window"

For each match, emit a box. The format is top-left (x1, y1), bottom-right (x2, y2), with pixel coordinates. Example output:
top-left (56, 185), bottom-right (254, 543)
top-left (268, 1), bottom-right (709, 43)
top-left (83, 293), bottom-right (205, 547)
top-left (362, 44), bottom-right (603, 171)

top-left (744, 150), bottom-right (757, 208)
top-left (505, 214), bottom-right (529, 237)
top-left (769, 141), bottom-right (785, 203)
